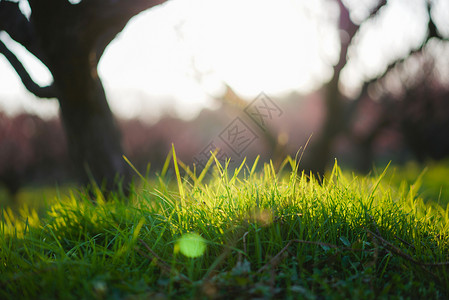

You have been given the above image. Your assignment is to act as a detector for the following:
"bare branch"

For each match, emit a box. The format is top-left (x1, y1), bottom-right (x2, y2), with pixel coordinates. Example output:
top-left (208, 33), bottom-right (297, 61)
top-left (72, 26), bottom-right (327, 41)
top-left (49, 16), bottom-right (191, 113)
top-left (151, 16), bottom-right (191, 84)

top-left (357, 18), bottom-right (449, 102)
top-left (335, 0), bottom-right (388, 74)
top-left (27, 0), bottom-right (168, 64)
top-left (81, 0), bottom-right (169, 63)
top-left (0, 39), bottom-right (57, 99)
top-left (0, 1), bottom-right (47, 63)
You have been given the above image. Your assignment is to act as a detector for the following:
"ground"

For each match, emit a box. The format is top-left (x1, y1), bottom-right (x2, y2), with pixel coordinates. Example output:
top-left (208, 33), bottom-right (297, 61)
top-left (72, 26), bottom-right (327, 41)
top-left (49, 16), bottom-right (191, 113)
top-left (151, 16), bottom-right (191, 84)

top-left (1, 155), bottom-right (448, 299)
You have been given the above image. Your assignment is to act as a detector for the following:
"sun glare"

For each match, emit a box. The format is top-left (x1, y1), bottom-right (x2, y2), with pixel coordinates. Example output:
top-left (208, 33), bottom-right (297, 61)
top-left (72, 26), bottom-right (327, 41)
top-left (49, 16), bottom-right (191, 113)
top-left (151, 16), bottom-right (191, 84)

top-left (0, 0), bottom-right (338, 120)
top-left (99, 0), bottom-right (337, 120)
top-left (0, 0), bottom-right (435, 120)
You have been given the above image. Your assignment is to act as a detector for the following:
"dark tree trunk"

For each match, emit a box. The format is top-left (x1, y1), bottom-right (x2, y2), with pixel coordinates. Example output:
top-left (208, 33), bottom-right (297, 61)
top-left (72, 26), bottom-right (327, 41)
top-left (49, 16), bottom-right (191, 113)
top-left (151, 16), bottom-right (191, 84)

top-left (302, 0), bottom-right (386, 177)
top-left (54, 58), bottom-right (131, 191)
top-left (27, 3), bottom-right (133, 193)
top-left (303, 75), bottom-right (344, 177)
top-left (1, 1), bottom-right (167, 195)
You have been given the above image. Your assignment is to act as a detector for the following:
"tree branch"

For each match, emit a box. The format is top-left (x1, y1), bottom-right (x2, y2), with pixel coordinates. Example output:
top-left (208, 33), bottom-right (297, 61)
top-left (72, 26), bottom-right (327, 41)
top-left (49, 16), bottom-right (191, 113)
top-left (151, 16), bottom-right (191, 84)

top-left (81, 0), bottom-right (168, 63)
top-left (357, 9), bottom-right (449, 101)
top-left (0, 1), bottom-right (47, 63)
top-left (27, 0), bottom-right (168, 65)
top-left (335, 0), bottom-right (387, 74)
top-left (0, 39), bottom-right (57, 98)
top-left (343, 5), bottom-right (449, 136)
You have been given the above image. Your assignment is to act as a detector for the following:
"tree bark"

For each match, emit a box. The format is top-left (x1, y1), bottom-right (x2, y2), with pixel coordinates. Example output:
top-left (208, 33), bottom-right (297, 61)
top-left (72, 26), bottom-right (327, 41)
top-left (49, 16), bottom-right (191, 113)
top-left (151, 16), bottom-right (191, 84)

top-left (54, 57), bottom-right (131, 192)
top-left (1, 0), bottom-right (167, 195)
top-left (302, 0), bottom-right (386, 177)
top-left (26, 1), bottom-right (133, 193)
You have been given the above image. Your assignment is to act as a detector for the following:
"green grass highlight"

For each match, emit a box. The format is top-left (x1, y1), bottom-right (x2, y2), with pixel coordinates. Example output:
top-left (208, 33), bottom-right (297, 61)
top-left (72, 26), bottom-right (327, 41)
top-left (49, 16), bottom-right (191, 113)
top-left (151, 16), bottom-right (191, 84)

top-left (1, 156), bottom-right (449, 299)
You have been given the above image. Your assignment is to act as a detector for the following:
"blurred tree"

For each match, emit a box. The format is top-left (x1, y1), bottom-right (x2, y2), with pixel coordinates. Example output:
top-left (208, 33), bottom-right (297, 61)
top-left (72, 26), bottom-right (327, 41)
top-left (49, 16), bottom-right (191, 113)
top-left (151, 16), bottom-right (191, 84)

top-left (370, 45), bottom-right (449, 163)
top-left (0, 113), bottom-right (69, 198)
top-left (0, 0), bottom-right (166, 193)
top-left (303, 0), bottom-right (449, 175)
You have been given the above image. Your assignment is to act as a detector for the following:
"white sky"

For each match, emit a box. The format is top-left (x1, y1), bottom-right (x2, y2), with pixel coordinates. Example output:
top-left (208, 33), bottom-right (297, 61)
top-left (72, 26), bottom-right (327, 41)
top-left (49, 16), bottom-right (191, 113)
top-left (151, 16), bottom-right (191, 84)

top-left (0, 0), bottom-right (447, 121)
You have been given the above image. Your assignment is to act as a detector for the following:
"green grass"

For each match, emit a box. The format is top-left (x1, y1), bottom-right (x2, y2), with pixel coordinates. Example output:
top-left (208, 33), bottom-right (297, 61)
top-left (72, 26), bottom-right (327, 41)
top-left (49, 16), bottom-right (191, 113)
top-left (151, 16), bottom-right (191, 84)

top-left (385, 160), bottom-right (449, 207)
top-left (1, 155), bottom-right (449, 299)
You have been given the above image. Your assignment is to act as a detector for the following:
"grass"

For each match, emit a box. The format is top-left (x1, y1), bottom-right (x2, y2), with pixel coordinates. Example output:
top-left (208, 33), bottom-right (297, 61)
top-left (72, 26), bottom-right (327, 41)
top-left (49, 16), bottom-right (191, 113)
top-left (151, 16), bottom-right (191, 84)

top-left (385, 160), bottom-right (449, 207)
top-left (1, 154), bottom-right (449, 299)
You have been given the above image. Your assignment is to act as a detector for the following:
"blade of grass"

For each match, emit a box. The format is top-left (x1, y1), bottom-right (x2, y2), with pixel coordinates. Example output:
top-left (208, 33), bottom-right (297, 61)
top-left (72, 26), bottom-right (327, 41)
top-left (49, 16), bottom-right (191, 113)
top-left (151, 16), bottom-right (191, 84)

top-left (123, 155), bottom-right (146, 182)
top-left (197, 149), bottom-right (219, 185)
top-left (172, 144), bottom-right (185, 206)
top-left (250, 155), bottom-right (260, 177)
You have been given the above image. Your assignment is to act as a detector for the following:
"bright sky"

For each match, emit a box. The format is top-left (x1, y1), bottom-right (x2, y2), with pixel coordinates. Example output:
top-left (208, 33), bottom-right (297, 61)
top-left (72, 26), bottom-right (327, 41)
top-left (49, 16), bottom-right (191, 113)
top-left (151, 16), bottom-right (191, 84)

top-left (0, 0), bottom-right (447, 121)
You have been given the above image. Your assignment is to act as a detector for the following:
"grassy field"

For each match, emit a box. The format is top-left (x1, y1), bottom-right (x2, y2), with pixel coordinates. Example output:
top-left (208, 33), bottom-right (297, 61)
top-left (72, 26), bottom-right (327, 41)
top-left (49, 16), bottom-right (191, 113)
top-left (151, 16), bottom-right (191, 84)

top-left (1, 152), bottom-right (449, 299)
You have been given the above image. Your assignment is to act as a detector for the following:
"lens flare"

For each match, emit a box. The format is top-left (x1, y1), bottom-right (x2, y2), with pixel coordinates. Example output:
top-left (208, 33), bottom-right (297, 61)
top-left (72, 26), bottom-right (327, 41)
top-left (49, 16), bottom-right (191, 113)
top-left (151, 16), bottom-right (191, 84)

top-left (178, 233), bottom-right (207, 258)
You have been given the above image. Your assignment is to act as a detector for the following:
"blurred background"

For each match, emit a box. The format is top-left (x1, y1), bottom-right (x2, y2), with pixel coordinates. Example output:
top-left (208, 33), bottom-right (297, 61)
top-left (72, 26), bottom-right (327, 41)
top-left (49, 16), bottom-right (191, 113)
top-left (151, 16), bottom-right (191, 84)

top-left (1, 0), bottom-right (449, 202)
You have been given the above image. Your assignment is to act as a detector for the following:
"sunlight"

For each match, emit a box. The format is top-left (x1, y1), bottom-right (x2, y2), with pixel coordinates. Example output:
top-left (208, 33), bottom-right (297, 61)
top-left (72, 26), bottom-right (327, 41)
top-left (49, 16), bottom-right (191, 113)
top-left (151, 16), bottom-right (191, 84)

top-left (99, 0), bottom-right (338, 119)
top-left (340, 0), bottom-right (431, 97)
top-left (0, 0), bottom-right (437, 120)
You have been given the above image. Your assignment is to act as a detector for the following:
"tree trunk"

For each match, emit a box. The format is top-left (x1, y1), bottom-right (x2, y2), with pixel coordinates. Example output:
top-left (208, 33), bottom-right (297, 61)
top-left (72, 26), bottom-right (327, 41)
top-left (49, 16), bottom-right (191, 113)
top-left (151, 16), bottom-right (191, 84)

top-left (301, 0), bottom-right (387, 177)
top-left (303, 77), bottom-right (344, 177)
top-left (26, 2), bottom-right (135, 195)
top-left (53, 55), bottom-right (131, 193)
top-left (1, 1), bottom-right (169, 196)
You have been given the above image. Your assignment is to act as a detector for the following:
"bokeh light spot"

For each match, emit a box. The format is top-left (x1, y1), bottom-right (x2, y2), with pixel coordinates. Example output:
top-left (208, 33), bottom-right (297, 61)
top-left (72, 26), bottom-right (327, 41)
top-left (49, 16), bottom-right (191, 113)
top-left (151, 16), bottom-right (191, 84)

top-left (178, 232), bottom-right (206, 258)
